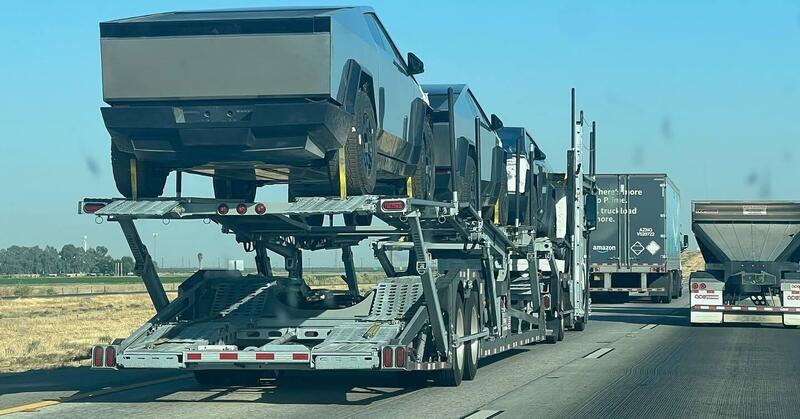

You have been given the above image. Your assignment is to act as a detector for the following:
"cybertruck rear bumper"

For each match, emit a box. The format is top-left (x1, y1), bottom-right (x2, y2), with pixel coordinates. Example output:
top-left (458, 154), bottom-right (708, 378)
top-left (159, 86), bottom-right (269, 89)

top-left (102, 101), bottom-right (351, 166)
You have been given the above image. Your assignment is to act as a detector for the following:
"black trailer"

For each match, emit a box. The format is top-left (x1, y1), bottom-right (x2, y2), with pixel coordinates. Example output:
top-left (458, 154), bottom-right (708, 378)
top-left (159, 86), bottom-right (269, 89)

top-left (689, 201), bottom-right (800, 326)
top-left (589, 174), bottom-right (687, 302)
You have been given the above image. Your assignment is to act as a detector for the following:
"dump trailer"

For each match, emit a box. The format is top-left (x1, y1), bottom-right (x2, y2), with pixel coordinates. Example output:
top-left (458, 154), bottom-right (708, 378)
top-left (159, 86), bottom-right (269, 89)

top-left (589, 174), bottom-right (687, 302)
top-left (80, 90), bottom-right (597, 387)
top-left (689, 201), bottom-right (800, 326)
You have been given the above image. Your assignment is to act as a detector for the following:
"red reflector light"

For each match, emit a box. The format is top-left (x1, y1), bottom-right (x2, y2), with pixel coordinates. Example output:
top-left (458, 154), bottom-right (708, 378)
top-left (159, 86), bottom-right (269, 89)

top-left (186, 353), bottom-right (202, 361)
top-left (217, 204), bottom-right (229, 215)
top-left (699, 282), bottom-right (707, 290)
top-left (254, 203), bottom-right (266, 215)
top-left (542, 294), bottom-right (552, 311)
top-left (382, 346), bottom-right (394, 368)
top-left (691, 283), bottom-right (699, 290)
top-left (92, 346), bottom-right (103, 367)
top-left (256, 352), bottom-right (274, 360)
top-left (381, 200), bottom-right (406, 211)
top-left (219, 352), bottom-right (238, 360)
top-left (236, 204), bottom-right (248, 215)
top-left (395, 346), bottom-right (406, 368)
top-left (83, 203), bottom-right (106, 214)
top-left (292, 353), bottom-right (309, 361)
top-left (104, 346), bottom-right (116, 367)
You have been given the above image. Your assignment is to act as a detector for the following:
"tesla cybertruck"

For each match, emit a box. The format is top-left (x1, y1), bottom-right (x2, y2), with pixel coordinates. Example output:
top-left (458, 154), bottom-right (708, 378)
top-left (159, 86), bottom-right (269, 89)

top-left (100, 7), bottom-right (433, 206)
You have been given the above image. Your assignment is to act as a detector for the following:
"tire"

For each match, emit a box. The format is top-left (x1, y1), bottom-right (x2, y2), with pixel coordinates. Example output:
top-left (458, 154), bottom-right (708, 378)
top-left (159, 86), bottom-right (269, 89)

top-left (573, 319), bottom-right (586, 331)
top-left (343, 90), bottom-right (378, 195)
top-left (411, 118), bottom-right (435, 200)
top-left (663, 293), bottom-right (673, 304)
top-left (456, 157), bottom-right (478, 209)
top-left (546, 316), bottom-right (564, 344)
top-left (111, 144), bottom-right (168, 199)
top-left (434, 296), bottom-right (465, 386)
top-left (463, 292), bottom-right (480, 381)
top-left (213, 177), bottom-right (257, 202)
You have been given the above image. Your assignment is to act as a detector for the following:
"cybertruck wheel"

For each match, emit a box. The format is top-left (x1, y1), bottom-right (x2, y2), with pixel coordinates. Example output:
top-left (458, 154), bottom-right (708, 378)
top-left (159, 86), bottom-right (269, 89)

top-left (213, 177), bottom-right (257, 202)
top-left (411, 117), bottom-right (435, 200)
top-left (111, 144), bottom-right (168, 199)
top-left (343, 90), bottom-right (378, 195)
top-left (456, 157), bottom-right (478, 209)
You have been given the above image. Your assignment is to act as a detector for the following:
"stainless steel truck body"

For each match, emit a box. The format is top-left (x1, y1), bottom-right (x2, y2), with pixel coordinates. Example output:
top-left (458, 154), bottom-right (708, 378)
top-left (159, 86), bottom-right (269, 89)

top-left (100, 7), bottom-right (433, 202)
top-left (689, 201), bottom-right (800, 326)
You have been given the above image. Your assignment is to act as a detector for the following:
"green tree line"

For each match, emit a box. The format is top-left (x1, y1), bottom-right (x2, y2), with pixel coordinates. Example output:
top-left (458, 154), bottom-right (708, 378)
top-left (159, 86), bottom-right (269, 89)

top-left (0, 245), bottom-right (135, 275)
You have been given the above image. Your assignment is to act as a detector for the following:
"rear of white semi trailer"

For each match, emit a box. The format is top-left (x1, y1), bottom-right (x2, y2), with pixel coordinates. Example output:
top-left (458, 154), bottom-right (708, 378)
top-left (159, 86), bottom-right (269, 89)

top-left (689, 201), bottom-right (800, 327)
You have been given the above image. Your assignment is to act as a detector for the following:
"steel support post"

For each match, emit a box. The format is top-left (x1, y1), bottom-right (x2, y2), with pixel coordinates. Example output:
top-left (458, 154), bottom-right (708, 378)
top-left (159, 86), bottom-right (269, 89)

top-left (408, 215), bottom-right (449, 357)
top-left (118, 218), bottom-right (169, 312)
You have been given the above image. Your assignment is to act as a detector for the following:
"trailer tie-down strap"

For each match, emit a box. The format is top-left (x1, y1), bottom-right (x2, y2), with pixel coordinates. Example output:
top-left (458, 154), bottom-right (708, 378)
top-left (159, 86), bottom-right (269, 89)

top-left (218, 282), bottom-right (276, 318)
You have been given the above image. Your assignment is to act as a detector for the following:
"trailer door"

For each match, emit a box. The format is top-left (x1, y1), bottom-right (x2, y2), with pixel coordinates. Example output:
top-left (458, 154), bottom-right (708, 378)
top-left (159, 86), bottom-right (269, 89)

top-left (626, 175), bottom-right (666, 267)
top-left (591, 175), bottom-right (623, 268)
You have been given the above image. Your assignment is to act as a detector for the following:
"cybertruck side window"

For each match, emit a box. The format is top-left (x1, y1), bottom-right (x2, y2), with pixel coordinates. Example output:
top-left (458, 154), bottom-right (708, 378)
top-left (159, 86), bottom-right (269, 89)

top-left (364, 14), bottom-right (389, 52)
top-left (365, 13), bottom-right (408, 71)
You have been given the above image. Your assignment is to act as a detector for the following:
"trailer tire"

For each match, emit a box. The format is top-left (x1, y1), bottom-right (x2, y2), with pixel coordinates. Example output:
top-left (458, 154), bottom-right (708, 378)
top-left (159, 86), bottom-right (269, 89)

top-left (434, 298), bottom-right (465, 387)
top-left (573, 318), bottom-right (586, 331)
top-left (342, 90), bottom-right (378, 195)
top-left (463, 293), bottom-right (480, 381)
top-left (546, 316), bottom-right (564, 344)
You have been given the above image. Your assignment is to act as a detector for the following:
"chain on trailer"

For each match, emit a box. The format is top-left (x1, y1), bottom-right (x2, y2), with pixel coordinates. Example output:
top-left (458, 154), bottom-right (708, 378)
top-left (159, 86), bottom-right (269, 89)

top-left (80, 88), bottom-right (597, 386)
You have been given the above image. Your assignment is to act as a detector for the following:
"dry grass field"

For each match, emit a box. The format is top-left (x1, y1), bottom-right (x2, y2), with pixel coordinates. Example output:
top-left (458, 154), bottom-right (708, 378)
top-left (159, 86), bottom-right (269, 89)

top-left (682, 250), bottom-right (705, 278)
top-left (0, 293), bottom-right (170, 373)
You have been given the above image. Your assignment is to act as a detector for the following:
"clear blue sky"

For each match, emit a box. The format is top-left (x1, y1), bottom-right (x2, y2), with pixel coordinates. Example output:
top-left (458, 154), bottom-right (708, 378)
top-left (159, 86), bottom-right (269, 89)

top-left (1, 1), bottom-right (799, 267)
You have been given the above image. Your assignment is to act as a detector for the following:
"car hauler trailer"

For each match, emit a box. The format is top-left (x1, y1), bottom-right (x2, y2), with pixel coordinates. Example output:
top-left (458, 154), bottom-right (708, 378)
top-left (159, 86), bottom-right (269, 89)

top-left (589, 174), bottom-right (687, 303)
top-left (80, 89), bottom-right (597, 386)
top-left (689, 201), bottom-right (800, 327)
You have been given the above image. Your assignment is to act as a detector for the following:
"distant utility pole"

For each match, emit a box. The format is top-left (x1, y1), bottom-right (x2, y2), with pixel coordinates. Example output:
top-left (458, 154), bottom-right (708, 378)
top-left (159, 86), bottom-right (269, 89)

top-left (83, 236), bottom-right (88, 252)
top-left (152, 232), bottom-right (158, 265)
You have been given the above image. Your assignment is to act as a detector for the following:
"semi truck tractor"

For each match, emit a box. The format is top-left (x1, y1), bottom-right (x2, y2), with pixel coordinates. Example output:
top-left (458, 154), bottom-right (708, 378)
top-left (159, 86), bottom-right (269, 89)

top-left (589, 174), bottom-right (688, 303)
top-left (689, 201), bottom-right (800, 326)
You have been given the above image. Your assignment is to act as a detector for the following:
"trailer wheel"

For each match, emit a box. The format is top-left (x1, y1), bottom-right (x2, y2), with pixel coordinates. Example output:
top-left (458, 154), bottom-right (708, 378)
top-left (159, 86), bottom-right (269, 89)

top-left (574, 320), bottom-right (586, 331)
top-left (463, 293), bottom-right (480, 381)
top-left (111, 144), bottom-right (168, 199)
top-left (434, 299), bottom-right (465, 386)
top-left (342, 90), bottom-right (378, 195)
top-left (546, 316), bottom-right (564, 344)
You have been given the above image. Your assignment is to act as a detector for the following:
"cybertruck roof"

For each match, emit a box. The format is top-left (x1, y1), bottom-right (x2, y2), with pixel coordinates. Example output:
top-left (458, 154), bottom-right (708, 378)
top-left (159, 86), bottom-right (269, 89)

top-left (100, 6), bottom-right (372, 37)
top-left (103, 7), bottom-right (354, 24)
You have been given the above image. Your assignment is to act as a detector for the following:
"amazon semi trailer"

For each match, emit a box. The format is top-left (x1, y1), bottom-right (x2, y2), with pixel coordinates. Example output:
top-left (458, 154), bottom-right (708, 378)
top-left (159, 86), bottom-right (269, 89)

top-left (689, 201), bottom-right (800, 327)
top-left (589, 174), bottom-right (686, 303)
top-left (81, 90), bottom-right (597, 386)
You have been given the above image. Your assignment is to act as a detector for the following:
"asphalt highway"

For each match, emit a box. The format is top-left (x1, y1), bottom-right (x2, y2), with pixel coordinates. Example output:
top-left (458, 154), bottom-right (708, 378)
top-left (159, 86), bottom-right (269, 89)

top-left (3, 288), bottom-right (798, 418)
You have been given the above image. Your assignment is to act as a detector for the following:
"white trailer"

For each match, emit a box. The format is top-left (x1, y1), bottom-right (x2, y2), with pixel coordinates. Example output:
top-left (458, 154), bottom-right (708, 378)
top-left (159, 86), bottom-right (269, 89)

top-left (81, 90), bottom-right (598, 386)
top-left (689, 201), bottom-right (800, 327)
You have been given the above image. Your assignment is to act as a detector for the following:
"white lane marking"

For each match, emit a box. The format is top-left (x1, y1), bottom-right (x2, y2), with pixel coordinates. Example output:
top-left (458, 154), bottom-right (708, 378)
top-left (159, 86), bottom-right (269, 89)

top-left (584, 347), bottom-right (615, 359)
top-left (463, 409), bottom-right (504, 419)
